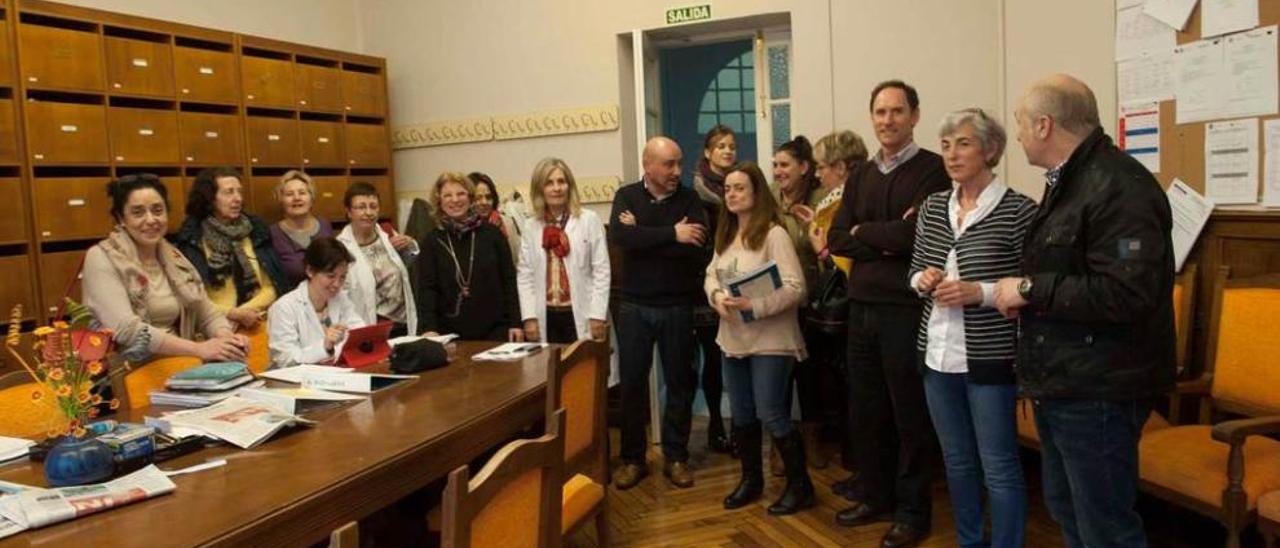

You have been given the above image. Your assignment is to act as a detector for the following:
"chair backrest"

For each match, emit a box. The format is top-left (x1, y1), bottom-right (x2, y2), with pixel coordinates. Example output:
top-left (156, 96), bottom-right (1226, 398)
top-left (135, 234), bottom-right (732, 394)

top-left (442, 409), bottom-right (565, 548)
top-left (1206, 266), bottom-right (1280, 417)
top-left (240, 323), bottom-right (271, 374)
top-left (544, 340), bottom-right (609, 483)
top-left (0, 371), bottom-right (67, 439)
top-left (111, 355), bottom-right (203, 410)
top-left (1172, 263), bottom-right (1197, 376)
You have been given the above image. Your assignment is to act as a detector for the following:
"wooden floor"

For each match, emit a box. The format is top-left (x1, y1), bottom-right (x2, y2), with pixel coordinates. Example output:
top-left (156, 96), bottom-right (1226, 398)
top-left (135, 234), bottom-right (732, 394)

top-left (564, 418), bottom-right (1249, 547)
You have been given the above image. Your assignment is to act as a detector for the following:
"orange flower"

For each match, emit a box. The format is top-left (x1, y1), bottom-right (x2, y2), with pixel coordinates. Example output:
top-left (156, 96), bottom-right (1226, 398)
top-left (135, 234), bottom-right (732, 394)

top-left (88, 408), bottom-right (100, 418)
top-left (49, 368), bottom-right (65, 381)
top-left (108, 399), bottom-right (120, 410)
top-left (33, 327), bottom-right (55, 337)
top-left (88, 335), bottom-right (103, 347)
top-left (56, 384), bottom-right (71, 397)
top-left (68, 419), bottom-right (80, 429)
top-left (91, 394), bottom-right (103, 405)
top-left (73, 427), bottom-right (87, 438)
top-left (52, 321), bottom-right (69, 330)
top-left (87, 361), bottom-right (104, 376)
top-left (77, 391), bottom-right (91, 403)
top-left (30, 389), bottom-right (43, 401)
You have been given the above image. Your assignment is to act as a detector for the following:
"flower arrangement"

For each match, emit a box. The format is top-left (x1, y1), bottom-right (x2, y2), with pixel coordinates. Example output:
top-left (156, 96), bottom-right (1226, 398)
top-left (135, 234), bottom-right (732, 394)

top-left (5, 301), bottom-right (120, 439)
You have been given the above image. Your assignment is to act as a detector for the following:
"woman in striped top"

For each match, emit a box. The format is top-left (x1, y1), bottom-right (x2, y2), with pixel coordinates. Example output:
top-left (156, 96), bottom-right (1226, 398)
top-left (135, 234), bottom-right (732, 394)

top-left (908, 108), bottom-right (1036, 548)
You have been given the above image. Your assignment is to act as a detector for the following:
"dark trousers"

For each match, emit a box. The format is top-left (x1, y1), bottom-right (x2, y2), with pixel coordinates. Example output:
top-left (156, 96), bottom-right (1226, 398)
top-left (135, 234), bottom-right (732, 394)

top-left (1034, 398), bottom-right (1152, 548)
top-left (545, 307), bottom-right (577, 344)
top-left (694, 323), bottom-right (724, 422)
top-left (616, 301), bottom-right (697, 464)
top-left (794, 325), bottom-right (845, 425)
top-left (846, 301), bottom-right (936, 530)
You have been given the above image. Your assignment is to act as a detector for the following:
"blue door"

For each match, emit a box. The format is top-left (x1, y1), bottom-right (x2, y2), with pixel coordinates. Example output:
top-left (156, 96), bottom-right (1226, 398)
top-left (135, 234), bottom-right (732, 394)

top-left (660, 40), bottom-right (757, 184)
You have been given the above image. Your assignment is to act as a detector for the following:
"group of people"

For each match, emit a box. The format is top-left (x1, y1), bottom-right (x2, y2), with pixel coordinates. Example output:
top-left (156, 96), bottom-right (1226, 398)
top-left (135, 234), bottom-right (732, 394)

top-left (611, 74), bottom-right (1174, 548)
top-left (77, 71), bottom-right (1174, 548)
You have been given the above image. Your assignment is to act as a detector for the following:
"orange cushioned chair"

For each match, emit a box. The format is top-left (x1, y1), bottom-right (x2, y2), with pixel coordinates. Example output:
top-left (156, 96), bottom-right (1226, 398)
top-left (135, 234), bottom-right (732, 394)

top-left (1260, 490), bottom-right (1280, 548)
top-left (546, 340), bottom-right (610, 545)
top-left (111, 355), bottom-right (203, 410)
top-left (0, 371), bottom-right (70, 439)
top-left (239, 322), bottom-right (271, 374)
top-left (1138, 266), bottom-right (1280, 548)
top-left (442, 409), bottom-right (565, 548)
top-left (1015, 264), bottom-right (1197, 449)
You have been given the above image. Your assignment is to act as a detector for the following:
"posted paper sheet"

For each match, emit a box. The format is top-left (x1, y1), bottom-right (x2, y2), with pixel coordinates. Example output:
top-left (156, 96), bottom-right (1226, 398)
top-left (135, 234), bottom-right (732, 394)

top-left (1120, 102), bottom-right (1162, 173)
top-left (1222, 26), bottom-right (1279, 119)
top-left (1202, 0), bottom-right (1259, 38)
top-left (1204, 118), bottom-right (1260, 205)
top-left (1143, 0), bottom-right (1198, 31)
top-left (1166, 179), bottom-right (1214, 272)
top-left (1174, 38), bottom-right (1228, 123)
top-left (1263, 119), bottom-right (1280, 207)
top-left (1117, 5), bottom-right (1177, 61)
top-left (1118, 52), bottom-right (1176, 104)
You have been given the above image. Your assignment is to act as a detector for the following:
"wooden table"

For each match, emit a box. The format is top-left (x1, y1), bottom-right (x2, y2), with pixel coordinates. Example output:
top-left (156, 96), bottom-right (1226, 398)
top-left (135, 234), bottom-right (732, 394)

top-left (0, 341), bottom-right (553, 547)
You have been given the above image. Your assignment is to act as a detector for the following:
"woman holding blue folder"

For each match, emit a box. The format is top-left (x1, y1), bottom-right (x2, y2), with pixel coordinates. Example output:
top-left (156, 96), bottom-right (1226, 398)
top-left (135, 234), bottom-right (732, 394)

top-left (703, 162), bottom-right (810, 516)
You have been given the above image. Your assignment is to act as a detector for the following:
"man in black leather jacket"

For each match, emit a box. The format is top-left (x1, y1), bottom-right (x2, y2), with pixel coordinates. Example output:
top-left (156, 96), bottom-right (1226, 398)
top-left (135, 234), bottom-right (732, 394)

top-left (994, 74), bottom-right (1174, 548)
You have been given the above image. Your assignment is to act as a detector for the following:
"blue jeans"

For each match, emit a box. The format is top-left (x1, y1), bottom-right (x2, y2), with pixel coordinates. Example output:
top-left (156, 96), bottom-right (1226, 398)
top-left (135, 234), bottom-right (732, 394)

top-left (722, 354), bottom-right (795, 438)
top-left (923, 370), bottom-right (1025, 548)
top-left (615, 301), bottom-right (697, 464)
top-left (1034, 398), bottom-right (1152, 548)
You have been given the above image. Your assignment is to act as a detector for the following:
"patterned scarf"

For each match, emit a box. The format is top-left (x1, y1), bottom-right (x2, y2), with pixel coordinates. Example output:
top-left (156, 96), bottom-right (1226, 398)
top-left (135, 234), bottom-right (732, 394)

top-left (541, 212), bottom-right (571, 258)
top-left (698, 159), bottom-right (726, 198)
top-left (442, 211), bottom-right (485, 235)
top-left (201, 215), bottom-right (259, 293)
top-left (484, 210), bottom-right (508, 237)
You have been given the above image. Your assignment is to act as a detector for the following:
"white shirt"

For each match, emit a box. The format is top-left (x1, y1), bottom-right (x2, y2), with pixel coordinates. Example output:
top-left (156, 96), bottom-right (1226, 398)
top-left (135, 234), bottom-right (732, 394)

top-left (910, 179), bottom-right (1008, 373)
top-left (336, 225), bottom-right (419, 335)
top-left (267, 282), bottom-right (367, 369)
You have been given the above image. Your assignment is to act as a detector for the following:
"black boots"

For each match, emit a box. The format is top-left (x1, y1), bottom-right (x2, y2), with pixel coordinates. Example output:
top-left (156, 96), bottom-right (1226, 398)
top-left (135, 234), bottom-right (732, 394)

top-left (723, 422), bottom-right (764, 509)
top-left (767, 429), bottom-right (816, 516)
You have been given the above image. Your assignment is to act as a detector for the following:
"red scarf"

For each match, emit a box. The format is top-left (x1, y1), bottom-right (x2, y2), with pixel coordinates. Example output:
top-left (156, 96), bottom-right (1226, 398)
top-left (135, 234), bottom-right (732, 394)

top-left (541, 212), bottom-right (571, 258)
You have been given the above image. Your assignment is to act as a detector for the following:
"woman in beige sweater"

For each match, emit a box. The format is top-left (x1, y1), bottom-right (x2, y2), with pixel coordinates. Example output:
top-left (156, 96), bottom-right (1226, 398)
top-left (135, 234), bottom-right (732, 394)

top-left (704, 162), bottom-right (810, 516)
top-left (83, 174), bottom-right (248, 364)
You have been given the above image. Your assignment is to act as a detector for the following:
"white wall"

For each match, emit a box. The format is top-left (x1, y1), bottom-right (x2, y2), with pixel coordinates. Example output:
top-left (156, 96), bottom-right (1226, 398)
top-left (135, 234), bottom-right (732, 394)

top-left (53, 0), bottom-right (364, 52)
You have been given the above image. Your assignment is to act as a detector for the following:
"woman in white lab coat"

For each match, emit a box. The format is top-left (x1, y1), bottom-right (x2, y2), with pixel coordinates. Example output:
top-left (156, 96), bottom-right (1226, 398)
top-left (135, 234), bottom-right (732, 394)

top-left (267, 237), bottom-right (366, 369)
top-left (517, 158), bottom-right (611, 343)
top-left (336, 182), bottom-right (420, 338)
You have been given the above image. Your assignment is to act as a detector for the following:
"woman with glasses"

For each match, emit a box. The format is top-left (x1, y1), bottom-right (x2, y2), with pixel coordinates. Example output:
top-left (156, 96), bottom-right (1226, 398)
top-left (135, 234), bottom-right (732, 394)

top-left (335, 181), bottom-right (420, 338)
top-left (416, 172), bottom-right (523, 341)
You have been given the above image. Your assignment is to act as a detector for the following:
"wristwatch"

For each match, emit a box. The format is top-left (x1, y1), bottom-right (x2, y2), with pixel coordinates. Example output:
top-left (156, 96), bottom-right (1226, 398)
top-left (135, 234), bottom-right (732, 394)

top-left (1017, 277), bottom-right (1034, 300)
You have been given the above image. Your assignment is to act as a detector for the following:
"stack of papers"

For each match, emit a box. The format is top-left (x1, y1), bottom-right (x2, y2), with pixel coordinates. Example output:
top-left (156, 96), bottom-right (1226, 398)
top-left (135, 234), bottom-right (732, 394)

top-left (0, 465), bottom-right (175, 540)
top-left (0, 437), bottom-right (34, 465)
top-left (149, 380), bottom-right (266, 408)
top-left (163, 397), bottom-right (313, 449)
top-left (471, 342), bottom-right (549, 362)
top-left (238, 386), bottom-right (365, 414)
top-left (165, 362), bottom-right (254, 391)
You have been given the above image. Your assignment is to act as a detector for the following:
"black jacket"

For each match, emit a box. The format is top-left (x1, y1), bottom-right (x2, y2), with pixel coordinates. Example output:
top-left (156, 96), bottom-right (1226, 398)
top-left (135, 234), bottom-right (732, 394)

top-left (172, 214), bottom-right (287, 306)
top-left (1017, 128), bottom-right (1176, 400)
top-left (415, 224), bottom-right (520, 341)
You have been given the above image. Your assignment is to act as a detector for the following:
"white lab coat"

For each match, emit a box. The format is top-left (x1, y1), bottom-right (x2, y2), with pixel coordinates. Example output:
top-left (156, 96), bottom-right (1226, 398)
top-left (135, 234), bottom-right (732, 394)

top-left (337, 224), bottom-right (419, 335)
top-left (516, 208), bottom-right (611, 341)
top-left (267, 282), bottom-right (366, 369)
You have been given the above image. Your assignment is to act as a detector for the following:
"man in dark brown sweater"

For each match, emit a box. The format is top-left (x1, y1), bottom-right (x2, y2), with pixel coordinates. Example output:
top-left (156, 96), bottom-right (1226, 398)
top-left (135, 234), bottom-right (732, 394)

top-left (814, 80), bottom-right (950, 548)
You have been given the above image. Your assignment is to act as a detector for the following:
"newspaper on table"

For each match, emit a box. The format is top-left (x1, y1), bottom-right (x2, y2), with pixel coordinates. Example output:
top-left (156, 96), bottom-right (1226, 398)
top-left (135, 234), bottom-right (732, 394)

top-left (0, 465), bottom-right (175, 539)
top-left (162, 396), bottom-right (313, 449)
top-left (471, 342), bottom-right (549, 362)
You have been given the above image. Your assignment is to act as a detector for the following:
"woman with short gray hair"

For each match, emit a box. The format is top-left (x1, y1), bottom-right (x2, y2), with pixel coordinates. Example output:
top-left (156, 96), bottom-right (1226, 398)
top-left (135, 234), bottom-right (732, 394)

top-left (270, 170), bottom-right (334, 287)
top-left (908, 107), bottom-right (1036, 547)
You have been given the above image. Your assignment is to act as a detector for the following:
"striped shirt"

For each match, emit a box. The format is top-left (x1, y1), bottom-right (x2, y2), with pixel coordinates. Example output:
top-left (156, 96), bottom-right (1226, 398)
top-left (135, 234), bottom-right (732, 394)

top-left (908, 183), bottom-right (1037, 382)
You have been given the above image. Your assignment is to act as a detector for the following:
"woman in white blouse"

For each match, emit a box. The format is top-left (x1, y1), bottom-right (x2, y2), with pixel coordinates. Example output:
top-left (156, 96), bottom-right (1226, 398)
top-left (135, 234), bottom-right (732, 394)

top-left (267, 237), bottom-right (365, 369)
top-left (336, 182), bottom-right (420, 338)
top-left (517, 158), bottom-right (611, 343)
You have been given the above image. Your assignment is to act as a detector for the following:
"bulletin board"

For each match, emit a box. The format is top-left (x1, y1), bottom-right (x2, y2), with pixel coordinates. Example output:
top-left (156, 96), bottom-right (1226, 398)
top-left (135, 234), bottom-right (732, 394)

top-left (1156, 2), bottom-right (1280, 195)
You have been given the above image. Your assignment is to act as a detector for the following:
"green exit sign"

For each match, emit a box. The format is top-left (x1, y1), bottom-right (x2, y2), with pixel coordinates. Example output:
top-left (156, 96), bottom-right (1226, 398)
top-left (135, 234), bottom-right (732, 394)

top-left (666, 4), bottom-right (711, 25)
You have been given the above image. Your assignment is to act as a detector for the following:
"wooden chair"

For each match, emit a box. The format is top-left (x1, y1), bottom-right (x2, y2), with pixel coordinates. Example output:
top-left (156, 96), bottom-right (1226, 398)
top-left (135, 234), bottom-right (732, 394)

top-left (442, 409), bottom-right (565, 548)
top-left (1261, 491), bottom-right (1280, 548)
top-left (1138, 266), bottom-right (1280, 548)
top-left (110, 355), bottom-right (203, 410)
top-left (239, 322), bottom-right (271, 374)
top-left (546, 340), bottom-right (610, 545)
top-left (0, 371), bottom-right (68, 439)
top-left (1014, 265), bottom-right (1197, 448)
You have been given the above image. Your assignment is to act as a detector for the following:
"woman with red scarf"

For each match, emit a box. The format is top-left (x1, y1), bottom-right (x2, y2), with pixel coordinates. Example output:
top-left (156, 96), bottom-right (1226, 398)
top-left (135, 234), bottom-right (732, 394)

top-left (516, 158), bottom-right (610, 344)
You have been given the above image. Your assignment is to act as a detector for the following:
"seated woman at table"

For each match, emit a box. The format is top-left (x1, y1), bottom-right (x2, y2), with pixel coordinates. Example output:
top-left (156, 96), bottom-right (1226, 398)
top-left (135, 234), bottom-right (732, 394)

top-left (267, 237), bottom-right (365, 369)
top-left (173, 166), bottom-right (287, 330)
top-left (417, 172), bottom-right (523, 341)
top-left (270, 170), bottom-right (334, 288)
top-left (336, 182), bottom-right (420, 338)
top-left (516, 158), bottom-right (610, 344)
top-left (83, 174), bottom-right (249, 363)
